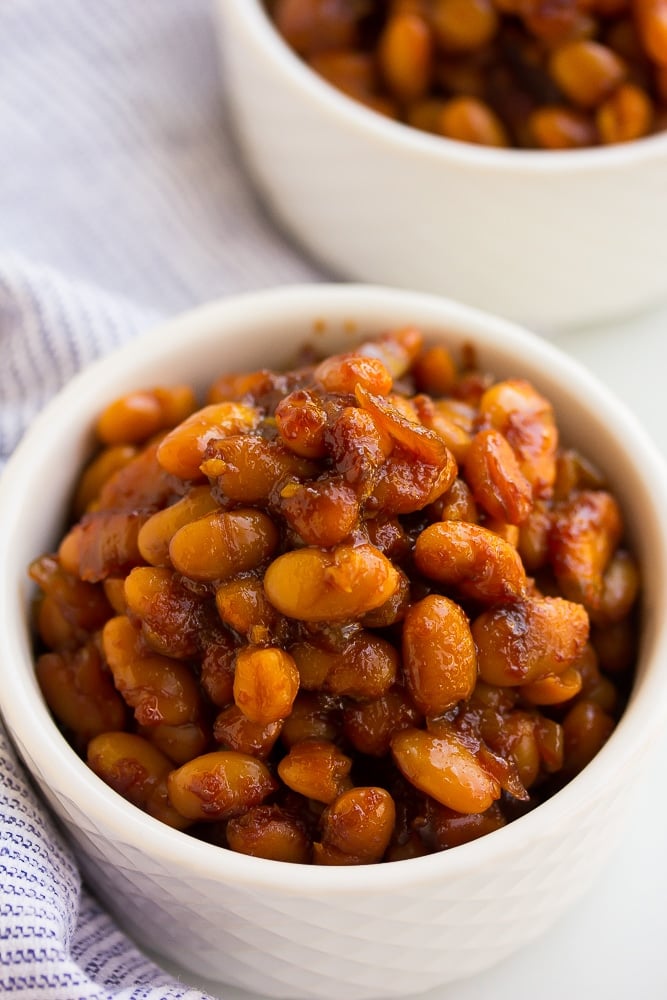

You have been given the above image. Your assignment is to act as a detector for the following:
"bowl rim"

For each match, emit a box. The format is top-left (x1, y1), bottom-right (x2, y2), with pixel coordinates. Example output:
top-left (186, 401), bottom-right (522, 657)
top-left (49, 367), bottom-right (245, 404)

top-left (2, 282), bottom-right (667, 896)
top-left (220, 0), bottom-right (667, 172)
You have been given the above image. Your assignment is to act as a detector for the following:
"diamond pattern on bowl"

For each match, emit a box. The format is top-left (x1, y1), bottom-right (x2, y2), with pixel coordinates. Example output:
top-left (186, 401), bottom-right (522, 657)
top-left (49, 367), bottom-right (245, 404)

top-left (11, 727), bottom-right (628, 1000)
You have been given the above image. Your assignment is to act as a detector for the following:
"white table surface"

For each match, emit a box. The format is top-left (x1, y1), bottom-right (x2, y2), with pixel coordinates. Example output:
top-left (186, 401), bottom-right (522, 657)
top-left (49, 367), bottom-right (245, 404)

top-left (163, 303), bottom-right (667, 1000)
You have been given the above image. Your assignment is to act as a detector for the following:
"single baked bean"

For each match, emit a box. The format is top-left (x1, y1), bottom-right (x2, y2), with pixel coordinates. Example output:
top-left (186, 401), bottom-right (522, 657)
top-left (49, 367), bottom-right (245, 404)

top-left (157, 402), bottom-right (260, 480)
top-left (391, 726), bottom-right (501, 813)
top-left (264, 542), bottom-right (400, 621)
top-left (356, 385), bottom-right (455, 468)
top-left (589, 549), bottom-right (640, 626)
top-left (535, 715), bottom-right (564, 773)
top-left (102, 615), bottom-right (202, 727)
top-left (517, 500), bottom-right (552, 571)
top-left (169, 508), bottom-right (279, 582)
top-left (520, 665), bottom-right (583, 705)
top-left (36, 642), bottom-right (126, 744)
top-left (271, 0), bottom-right (362, 55)
top-left (415, 520), bottom-right (528, 602)
top-left (202, 435), bottom-right (318, 504)
top-left (472, 596), bottom-right (590, 686)
top-left (280, 691), bottom-right (343, 748)
top-left (431, 0), bottom-right (498, 52)
top-left (427, 800), bottom-right (506, 850)
top-left (278, 738), bottom-right (352, 803)
top-left (124, 566), bottom-right (208, 659)
top-left (413, 396), bottom-right (472, 464)
top-left (484, 710), bottom-right (542, 788)
top-left (522, 1), bottom-right (595, 44)
top-left (226, 804), bottom-right (312, 863)
top-left (137, 486), bottom-right (220, 567)
top-left (168, 750), bottom-right (278, 821)
top-left (370, 447), bottom-right (457, 513)
top-left (464, 428), bottom-right (534, 524)
top-left (343, 686), bottom-right (422, 756)
top-left (277, 476), bottom-right (361, 547)
top-left (529, 105), bottom-right (598, 148)
top-left (140, 720), bottom-right (209, 765)
top-left (412, 93), bottom-right (508, 144)
top-left (87, 730), bottom-right (171, 808)
top-left (314, 352), bottom-right (393, 396)
top-left (215, 576), bottom-right (282, 639)
top-left (562, 699), bottom-right (615, 774)
top-left (378, 11), bottom-right (434, 104)
top-left (96, 387), bottom-right (197, 446)
top-left (634, 0), bottom-right (667, 66)
top-left (550, 489), bottom-right (623, 610)
top-left (103, 577), bottom-right (127, 615)
top-left (596, 81), bottom-right (653, 141)
top-left (478, 379), bottom-right (558, 499)
top-left (214, 704), bottom-right (283, 758)
top-left (412, 344), bottom-right (457, 396)
top-left (200, 636), bottom-right (238, 708)
top-left (549, 40), bottom-right (626, 108)
top-left (95, 393), bottom-right (161, 447)
top-left (36, 596), bottom-right (80, 650)
top-left (402, 595), bottom-right (477, 715)
top-left (233, 645), bottom-right (300, 724)
top-left (427, 476), bottom-right (478, 523)
top-left (357, 326), bottom-right (424, 379)
top-left (318, 786), bottom-right (396, 862)
top-left (275, 388), bottom-right (329, 459)
top-left (327, 405), bottom-right (389, 495)
top-left (438, 96), bottom-right (510, 145)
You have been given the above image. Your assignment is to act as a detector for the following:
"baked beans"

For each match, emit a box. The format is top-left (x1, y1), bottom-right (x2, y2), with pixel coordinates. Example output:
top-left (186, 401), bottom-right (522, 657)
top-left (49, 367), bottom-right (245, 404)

top-left (30, 325), bottom-right (639, 864)
top-left (266, 0), bottom-right (667, 148)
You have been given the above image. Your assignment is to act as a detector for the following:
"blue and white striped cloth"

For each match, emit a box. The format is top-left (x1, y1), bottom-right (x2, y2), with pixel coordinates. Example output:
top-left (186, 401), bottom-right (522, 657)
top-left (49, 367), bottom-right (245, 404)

top-left (0, 2), bottom-right (323, 997)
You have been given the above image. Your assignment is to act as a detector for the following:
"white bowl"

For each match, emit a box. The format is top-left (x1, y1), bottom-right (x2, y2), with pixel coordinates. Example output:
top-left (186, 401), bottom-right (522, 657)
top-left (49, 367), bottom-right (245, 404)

top-left (1, 284), bottom-right (667, 1000)
top-left (214, 0), bottom-right (667, 334)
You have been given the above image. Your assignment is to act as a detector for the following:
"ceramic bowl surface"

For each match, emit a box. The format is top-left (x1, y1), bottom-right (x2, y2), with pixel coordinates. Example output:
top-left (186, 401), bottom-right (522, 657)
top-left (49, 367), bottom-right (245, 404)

top-left (215, 0), bottom-right (667, 333)
top-left (1, 285), bottom-right (667, 999)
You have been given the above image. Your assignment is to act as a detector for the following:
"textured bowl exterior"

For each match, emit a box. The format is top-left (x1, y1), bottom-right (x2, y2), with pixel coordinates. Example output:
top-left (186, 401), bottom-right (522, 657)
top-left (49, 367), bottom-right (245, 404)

top-left (2, 286), bottom-right (667, 1000)
top-left (5, 735), bottom-right (630, 999)
top-left (215, 0), bottom-right (667, 333)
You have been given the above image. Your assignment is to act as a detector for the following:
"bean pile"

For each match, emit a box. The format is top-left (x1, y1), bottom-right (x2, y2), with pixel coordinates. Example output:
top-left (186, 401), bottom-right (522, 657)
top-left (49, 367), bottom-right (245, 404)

top-left (31, 326), bottom-right (639, 865)
top-left (266, 0), bottom-right (667, 148)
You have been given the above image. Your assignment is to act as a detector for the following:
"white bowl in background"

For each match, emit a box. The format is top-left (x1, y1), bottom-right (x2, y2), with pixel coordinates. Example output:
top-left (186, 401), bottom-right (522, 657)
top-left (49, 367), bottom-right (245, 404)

top-left (214, 0), bottom-right (667, 334)
top-left (1, 284), bottom-right (667, 1000)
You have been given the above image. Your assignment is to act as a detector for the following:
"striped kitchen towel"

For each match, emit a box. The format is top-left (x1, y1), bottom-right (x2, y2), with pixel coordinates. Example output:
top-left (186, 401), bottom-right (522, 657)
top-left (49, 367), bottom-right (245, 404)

top-left (0, 256), bottom-right (214, 1000)
top-left (0, 0), bottom-right (324, 997)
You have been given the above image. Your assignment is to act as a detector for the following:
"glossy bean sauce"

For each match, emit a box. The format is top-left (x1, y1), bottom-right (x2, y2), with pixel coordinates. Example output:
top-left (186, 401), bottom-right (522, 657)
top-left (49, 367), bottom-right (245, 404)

top-left (30, 326), bottom-right (639, 864)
